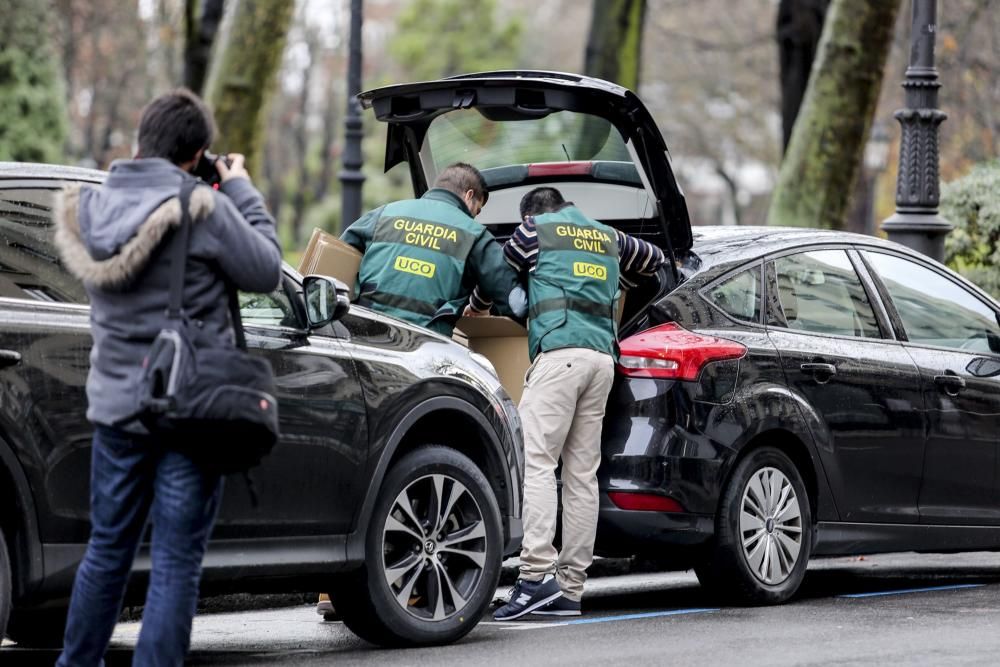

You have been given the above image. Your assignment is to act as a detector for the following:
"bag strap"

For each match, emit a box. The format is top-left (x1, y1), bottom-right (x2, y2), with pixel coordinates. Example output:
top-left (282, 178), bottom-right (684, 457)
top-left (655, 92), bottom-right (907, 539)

top-left (170, 179), bottom-right (249, 351)
top-left (167, 178), bottom-right (199, 320)
top-left (228, 284), bottom-right (248, 350)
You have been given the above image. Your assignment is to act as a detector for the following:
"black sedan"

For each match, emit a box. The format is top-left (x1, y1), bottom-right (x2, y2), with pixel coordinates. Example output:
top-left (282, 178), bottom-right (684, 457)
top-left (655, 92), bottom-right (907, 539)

top-left (361, 70), bottom-right (1000, 605)
top-left (0, 162), bottom-right (524, 648)
top-left (602, 225), bottom-right (1000, 603)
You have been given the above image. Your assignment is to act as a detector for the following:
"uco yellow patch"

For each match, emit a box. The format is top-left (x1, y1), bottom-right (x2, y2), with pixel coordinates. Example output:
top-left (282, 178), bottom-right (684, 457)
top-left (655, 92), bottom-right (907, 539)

top-left (573, 261), bottom-right (607, 280)
top-left (394, 255), bottom-right (436, 278)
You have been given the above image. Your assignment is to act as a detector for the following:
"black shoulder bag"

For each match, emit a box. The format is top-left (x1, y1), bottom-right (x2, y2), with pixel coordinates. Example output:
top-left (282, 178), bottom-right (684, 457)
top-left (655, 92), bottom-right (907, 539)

top-left (137, 178), bottom-right (280, 474)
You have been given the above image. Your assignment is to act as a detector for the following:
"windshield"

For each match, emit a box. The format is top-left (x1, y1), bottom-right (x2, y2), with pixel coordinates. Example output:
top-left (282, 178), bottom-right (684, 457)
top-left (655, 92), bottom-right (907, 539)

top-left (424, 108), bottom-right (632, 173)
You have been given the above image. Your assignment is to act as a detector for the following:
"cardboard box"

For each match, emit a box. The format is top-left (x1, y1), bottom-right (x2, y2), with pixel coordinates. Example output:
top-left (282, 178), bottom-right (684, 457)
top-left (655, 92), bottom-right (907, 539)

top-left (454, 316), bottom-right (530, 404)
top-left (453, 296), bottom-right (626, 405)
top-left (298, 228), bottom-right (362, 292)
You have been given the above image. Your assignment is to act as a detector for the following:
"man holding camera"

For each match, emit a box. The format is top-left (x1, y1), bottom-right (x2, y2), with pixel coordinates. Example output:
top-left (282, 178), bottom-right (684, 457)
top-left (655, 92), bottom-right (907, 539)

top-left (54, 89), bottom-right (282, 666)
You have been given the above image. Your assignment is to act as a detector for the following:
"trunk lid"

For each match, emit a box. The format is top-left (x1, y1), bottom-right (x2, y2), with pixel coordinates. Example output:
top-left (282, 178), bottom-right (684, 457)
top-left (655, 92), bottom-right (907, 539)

top-left (358, 70), bottom-right (692, 255)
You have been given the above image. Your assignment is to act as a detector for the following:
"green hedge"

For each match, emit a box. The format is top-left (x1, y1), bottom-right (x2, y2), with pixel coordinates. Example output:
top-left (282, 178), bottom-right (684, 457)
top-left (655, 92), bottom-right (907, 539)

top-left (943, 160), bottom-right (1000, 299)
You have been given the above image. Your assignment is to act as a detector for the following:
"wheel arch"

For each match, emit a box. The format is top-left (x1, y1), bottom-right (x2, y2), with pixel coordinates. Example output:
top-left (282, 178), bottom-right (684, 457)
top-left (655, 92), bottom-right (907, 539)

top-left (0, 437), bottom-right (44, 602)
top-left (721, 429), bottom-right (822, 525)
top-left (346, 395), bottom-right (515, 563)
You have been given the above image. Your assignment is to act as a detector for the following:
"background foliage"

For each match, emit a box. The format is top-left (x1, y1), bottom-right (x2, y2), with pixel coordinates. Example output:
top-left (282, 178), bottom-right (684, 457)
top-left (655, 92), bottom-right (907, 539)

top-left (0, 0), bottom-right (67, 162)
top-left (943, 160), bottom-right (1000, 298)
top-left (3, 0), bottom-right (998, 263)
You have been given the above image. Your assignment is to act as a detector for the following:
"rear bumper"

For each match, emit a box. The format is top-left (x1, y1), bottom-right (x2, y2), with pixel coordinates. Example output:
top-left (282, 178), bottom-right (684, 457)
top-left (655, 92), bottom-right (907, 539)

top-left (596, 497), bottom-right (714, 557)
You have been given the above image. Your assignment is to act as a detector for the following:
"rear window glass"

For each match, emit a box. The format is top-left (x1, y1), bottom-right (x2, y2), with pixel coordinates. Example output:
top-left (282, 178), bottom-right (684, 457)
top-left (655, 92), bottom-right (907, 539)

top-left (0, 188), bottom-right (88, 304)
top-left (424, 108), bottom-right (632, 174)
top-left (707, 266), bottom-right (761, 323)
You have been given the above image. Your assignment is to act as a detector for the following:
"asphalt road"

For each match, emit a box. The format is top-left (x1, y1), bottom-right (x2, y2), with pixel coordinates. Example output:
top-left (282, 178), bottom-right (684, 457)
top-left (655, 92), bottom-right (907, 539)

top-left (5, 551), bottom-right (1000, 666)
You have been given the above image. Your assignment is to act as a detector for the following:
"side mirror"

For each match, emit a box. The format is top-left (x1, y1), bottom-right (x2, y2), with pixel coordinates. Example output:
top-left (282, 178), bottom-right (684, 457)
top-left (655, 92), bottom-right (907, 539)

top-left (303, 275), bottom-right (351, 329)
top-left (967, 357), bottom-right (1000, 378)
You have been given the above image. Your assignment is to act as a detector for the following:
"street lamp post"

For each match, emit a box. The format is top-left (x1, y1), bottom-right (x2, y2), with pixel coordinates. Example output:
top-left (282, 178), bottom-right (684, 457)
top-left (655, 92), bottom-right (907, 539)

top-left (339, 0), bottom-right (365, 230)
top-left (880, 0), bottom-right (950, 262)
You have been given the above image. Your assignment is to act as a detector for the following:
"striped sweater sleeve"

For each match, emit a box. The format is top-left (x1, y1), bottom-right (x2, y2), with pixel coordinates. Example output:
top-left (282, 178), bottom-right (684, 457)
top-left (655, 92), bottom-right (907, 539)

top-left (616, 230), bottom-right (666, 289)
top-left (503, 216), bottom-right (538, 274)
top-left (496, 218), bottom-right (664, 292)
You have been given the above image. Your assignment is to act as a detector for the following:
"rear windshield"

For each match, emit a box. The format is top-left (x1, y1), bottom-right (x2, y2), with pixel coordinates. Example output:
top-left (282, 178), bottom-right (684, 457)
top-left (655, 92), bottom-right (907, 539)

top-left (424, 108), bottom-right (632, 174)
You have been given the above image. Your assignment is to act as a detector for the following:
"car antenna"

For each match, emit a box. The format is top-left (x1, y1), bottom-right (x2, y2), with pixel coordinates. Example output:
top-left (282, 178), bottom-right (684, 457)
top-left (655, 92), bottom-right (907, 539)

top-left (561, 143), bottom-right (572, 162)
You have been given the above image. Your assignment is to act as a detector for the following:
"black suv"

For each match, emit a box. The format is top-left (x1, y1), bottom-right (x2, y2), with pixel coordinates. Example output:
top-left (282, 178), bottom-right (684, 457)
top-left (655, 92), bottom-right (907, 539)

top-left (0, 163), bottom-right (523, 648)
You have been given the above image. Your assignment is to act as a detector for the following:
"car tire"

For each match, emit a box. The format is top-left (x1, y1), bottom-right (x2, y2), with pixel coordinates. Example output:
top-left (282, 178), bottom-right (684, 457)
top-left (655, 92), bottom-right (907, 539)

top-left (696, 446), bottom-right (812, 605)
top-left (0, 529), bottom-right (10, 642)
top-left (333, 445), bottom-right (502, 647)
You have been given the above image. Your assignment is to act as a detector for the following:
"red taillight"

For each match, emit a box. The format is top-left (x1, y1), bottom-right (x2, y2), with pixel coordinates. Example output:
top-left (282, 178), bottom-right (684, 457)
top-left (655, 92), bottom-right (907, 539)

top-left (617, 322), bottom-right (746, 381)
top-left (527, 161), bottom-right (593, 177)
top-left (608, 492), bottom-right (686, 512)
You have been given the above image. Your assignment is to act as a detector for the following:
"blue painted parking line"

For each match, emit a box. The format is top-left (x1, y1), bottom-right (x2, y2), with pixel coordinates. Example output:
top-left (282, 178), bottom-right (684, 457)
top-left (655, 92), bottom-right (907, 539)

top-left (491, 607), bottom-right (720, 631)
top-left (837, 583), bottom-right (985, 599)
top-left (559, 608), bottom-right (720, 625)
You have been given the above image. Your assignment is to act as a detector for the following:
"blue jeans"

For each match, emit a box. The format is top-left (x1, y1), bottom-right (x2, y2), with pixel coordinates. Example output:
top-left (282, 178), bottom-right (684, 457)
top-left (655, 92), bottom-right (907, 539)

top-left (57, 425), bottom-right (223, 667)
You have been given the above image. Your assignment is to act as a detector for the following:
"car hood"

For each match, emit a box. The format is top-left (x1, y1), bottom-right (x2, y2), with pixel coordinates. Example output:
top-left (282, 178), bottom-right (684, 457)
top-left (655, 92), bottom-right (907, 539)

top-left (358, 70), bottom-right (692, 255)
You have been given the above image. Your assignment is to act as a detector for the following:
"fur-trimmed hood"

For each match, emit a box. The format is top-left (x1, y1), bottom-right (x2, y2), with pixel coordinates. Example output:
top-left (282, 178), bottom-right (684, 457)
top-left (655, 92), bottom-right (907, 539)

top-left (53, 158), bottom-right (214, 289)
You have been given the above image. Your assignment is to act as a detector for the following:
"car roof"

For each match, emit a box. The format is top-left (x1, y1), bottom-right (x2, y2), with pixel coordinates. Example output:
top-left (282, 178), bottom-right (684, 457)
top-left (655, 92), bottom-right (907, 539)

top-left (690, 225), bottom-right (926, 268)
top-left (0, 161), bottom-right (106, 184)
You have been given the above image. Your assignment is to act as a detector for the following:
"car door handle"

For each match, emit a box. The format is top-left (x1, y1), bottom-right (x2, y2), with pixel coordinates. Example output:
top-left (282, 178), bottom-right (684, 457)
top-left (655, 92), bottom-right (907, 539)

top-left (934, 373), bottom-right (966, 395)
top-left (800, 363), bottom-right (837, 376)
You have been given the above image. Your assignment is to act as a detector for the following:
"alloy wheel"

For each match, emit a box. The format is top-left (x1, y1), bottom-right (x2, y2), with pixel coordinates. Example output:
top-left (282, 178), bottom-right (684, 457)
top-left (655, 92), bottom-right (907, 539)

top-left (739, 466), bottom-right (803, 585)
top-left (381, 473), bottom-right (488, 621)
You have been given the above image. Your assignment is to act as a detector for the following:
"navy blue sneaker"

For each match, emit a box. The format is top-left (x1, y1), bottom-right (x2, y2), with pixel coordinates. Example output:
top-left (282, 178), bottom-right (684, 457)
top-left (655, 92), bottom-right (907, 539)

top-left (531, 596), bottom-right (581, 616)
top-left (493, 574), bottom-right (563, 621)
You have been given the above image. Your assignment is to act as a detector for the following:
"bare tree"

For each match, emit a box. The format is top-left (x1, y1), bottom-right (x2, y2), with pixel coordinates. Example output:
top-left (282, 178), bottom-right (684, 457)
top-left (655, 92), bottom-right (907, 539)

top-left (643, 0), bottom-right (780, 226)
top-left (767, 0), bottom-right (902, 229)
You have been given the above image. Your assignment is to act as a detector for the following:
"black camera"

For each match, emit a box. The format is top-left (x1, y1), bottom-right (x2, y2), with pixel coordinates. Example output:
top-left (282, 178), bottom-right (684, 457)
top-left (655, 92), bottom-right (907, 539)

top-left (193, 151), bottom-right (231, 186)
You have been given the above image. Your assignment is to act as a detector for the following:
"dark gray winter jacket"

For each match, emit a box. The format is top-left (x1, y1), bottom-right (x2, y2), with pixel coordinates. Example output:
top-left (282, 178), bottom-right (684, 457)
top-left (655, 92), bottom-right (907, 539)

top-left (54, 158), bottom-right (282, 430)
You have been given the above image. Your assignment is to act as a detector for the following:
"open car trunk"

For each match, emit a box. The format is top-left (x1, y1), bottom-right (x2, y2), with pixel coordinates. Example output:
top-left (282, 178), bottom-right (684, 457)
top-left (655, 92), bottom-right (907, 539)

top-left (354, 71), bottom-right (694, 400)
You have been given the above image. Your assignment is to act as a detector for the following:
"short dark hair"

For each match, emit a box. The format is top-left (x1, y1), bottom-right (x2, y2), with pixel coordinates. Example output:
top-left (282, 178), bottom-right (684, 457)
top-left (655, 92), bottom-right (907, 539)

top-left (434, 163), bottom-right (489, 205)
top-left (137, 89), bottom-right (216, 165)
top-left (520, 187), bottom-right (565, 218)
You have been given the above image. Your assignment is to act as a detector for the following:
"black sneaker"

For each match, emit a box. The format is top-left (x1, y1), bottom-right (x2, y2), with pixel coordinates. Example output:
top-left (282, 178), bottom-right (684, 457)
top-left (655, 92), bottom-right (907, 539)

top-left (531, 596), bottom-right (581, 616)
top-left (493, 574), bottom-right (563, 621)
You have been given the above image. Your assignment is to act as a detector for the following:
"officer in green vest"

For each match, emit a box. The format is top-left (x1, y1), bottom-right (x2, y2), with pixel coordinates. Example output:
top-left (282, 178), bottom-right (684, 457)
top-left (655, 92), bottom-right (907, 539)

top-left (340, 162), bottom-right (520, 335)
top-left (494, 187), bottom-right (666, 620)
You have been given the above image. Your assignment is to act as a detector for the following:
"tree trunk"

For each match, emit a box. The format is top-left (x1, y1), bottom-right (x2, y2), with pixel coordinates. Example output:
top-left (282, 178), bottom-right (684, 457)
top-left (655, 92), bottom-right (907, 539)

top-left (776, 0), bottom-right (830, 153)
top-left (584, 0), bottom-right (647, 89)
top-left (0, 0), bottom-right (68, 162)
top-left (766, 0), bottom-right (901, 230)
top-left (205, 0), bottom-right (294, 176)
top-left (184, 0), bottom-right (225, 94)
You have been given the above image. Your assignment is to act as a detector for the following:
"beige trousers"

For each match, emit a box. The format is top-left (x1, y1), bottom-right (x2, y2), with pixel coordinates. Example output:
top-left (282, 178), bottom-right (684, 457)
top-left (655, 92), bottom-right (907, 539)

top-left (518, 347), bottom-right (615, 601)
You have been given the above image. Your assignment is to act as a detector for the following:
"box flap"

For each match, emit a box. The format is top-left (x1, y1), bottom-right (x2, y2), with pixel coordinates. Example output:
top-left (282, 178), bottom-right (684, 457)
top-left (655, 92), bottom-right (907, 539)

top-left (455, 316), bottom-right (527, 338)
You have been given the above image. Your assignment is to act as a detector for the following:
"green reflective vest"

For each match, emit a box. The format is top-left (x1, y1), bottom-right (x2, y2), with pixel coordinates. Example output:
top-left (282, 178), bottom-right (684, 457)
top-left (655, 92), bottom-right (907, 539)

top-left (528, 206), bottom-right (620, 360)
top-left (357, 197), bottom-right (480, 335)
